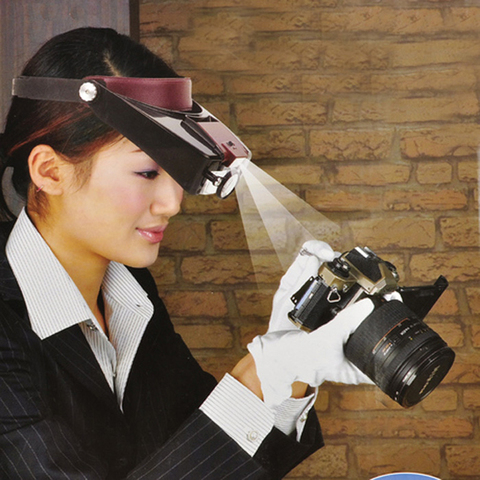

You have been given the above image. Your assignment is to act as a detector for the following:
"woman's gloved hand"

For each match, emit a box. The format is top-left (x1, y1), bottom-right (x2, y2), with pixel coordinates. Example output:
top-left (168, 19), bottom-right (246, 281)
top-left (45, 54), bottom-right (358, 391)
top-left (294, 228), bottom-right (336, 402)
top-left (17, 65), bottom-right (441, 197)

top-left (267, 240), bottom-right (335, 333)
top-left (248, 298), bottom-right (375, 410)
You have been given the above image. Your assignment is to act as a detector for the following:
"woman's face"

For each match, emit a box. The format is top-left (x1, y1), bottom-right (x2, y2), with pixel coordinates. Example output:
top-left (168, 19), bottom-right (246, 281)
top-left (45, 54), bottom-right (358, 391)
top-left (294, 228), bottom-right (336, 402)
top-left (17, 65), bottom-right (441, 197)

top-left (52, 138), bottom-right (183, 269)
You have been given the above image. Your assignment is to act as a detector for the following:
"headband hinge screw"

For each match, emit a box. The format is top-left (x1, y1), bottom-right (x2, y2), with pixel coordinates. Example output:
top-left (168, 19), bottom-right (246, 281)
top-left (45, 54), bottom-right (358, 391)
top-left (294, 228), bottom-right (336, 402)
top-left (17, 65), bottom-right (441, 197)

top-left (79, 82), bottom-right (98, 102)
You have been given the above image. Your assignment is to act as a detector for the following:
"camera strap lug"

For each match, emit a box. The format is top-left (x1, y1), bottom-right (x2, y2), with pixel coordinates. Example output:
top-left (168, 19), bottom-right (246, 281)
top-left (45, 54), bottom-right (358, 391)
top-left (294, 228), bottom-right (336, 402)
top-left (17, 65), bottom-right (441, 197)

top-left (327, 288), bottom-right (341, 303)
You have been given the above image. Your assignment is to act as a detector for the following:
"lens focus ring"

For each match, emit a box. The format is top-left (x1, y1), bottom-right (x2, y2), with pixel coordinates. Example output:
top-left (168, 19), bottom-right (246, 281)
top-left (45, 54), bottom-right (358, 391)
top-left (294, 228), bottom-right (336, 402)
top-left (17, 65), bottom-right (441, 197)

top-left (344, 300), bottom-right (455, 407)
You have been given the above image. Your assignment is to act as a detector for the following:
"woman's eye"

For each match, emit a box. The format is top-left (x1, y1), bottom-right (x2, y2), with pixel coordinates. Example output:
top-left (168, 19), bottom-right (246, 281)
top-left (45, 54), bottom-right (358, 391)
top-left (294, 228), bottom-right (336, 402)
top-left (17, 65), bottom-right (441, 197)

top-left (136, 170), bottom-right (160, 180)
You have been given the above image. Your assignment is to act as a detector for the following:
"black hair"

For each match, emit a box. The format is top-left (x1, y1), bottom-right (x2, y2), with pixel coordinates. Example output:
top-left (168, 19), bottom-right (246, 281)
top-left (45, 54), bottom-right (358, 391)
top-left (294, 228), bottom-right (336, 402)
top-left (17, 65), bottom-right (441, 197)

top-left (0, 27), bottom-right (179, 220)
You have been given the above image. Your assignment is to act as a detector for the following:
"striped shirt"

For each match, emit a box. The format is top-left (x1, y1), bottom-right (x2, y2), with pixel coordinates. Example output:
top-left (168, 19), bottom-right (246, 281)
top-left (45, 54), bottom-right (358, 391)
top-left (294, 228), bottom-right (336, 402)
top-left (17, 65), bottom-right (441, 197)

top-left (6, 209), bottom-right (153, 408)
top-left (6, 208), bottom-right (314, 456)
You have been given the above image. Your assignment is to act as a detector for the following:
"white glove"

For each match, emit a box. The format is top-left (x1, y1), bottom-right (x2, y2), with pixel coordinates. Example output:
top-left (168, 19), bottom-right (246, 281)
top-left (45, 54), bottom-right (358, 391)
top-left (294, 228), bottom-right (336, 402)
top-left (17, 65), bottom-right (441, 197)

top-left (384, 291), bottom-right (403, 302)
top-left (248, 298), bottom-right (375, 410)
top-left (268, 240), bottom-right (335, 333)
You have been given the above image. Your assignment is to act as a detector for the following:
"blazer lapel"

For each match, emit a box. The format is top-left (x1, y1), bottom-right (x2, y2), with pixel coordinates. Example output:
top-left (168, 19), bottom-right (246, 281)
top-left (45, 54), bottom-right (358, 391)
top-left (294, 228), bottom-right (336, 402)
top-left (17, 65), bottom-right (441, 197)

top-left (42, 326), bottom-right (121, 414)
top-left (0, 222), bottom-right (120, 415)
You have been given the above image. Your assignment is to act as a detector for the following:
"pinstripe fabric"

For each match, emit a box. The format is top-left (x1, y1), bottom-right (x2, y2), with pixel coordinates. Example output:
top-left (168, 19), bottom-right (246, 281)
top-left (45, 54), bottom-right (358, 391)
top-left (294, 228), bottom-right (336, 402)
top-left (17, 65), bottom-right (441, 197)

top-left (200, 373), bottom-right (275, 456)
top-left (269, 390), bottom-right (316, 438)
top-left (6, 209), bottom-right (153, 407)
top-left (102, 262), bottom-right (153, 404)
top-left (6, 209), bottom-right (94, 338)
top-left (0, 216), bottom-right (324, 478)
top-left (7, 210), bottom-right (315, 445)
top-left (129, 410), bottom-right (264, 480)
top-left (200, 374), bottom-right (316, 452)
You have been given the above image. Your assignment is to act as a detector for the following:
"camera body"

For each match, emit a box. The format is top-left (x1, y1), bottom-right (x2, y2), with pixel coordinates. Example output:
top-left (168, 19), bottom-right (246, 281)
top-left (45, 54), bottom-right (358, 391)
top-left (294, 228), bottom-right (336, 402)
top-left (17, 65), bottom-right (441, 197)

top-left (288, 246), bottom-right (455, 408)
top-left (289, 246), bottom-right (399, 331)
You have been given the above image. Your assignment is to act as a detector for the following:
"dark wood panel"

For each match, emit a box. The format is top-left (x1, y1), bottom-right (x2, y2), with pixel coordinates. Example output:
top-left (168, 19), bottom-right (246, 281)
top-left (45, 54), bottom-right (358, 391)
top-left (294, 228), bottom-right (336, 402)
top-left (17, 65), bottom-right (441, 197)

top-left (0, 0), bottom-right (138, 127)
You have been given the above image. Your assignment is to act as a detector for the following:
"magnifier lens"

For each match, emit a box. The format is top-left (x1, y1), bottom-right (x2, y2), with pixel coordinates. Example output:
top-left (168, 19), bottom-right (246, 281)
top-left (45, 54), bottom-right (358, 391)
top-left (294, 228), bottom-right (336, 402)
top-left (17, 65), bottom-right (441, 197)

top-left (217, 171), bottom-right (239, 199)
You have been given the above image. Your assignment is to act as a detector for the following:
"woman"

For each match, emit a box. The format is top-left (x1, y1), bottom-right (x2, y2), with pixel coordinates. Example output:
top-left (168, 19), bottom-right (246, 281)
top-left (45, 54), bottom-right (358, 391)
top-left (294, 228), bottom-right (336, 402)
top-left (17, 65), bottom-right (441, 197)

top-left (0, 28), bottom-right (373, 479)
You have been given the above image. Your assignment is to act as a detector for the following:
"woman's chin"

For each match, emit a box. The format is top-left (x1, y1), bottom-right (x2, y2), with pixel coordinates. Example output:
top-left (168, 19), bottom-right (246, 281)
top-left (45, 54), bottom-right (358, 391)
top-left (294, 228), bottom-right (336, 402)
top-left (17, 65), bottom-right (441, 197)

top-left (120, 245), bottom-right (161, 269)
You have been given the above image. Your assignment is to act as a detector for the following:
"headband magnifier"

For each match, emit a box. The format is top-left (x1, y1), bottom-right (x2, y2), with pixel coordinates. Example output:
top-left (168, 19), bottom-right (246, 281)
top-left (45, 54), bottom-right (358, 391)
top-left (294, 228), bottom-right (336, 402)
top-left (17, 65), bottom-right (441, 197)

top-left (12, 76), bottom-right (251, 199)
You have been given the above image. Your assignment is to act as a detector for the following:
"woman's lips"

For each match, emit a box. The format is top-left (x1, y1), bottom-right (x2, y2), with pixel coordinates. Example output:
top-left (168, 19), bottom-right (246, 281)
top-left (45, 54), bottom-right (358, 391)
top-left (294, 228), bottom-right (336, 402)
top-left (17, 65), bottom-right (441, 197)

top-left (137, 226), bottom-right (166, 244)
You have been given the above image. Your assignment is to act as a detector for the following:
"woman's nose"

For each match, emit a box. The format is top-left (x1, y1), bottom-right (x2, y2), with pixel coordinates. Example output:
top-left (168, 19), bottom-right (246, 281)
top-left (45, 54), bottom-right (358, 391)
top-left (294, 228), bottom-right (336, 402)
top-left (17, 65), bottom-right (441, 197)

top-left (151, 173), bottom-right (183, 217)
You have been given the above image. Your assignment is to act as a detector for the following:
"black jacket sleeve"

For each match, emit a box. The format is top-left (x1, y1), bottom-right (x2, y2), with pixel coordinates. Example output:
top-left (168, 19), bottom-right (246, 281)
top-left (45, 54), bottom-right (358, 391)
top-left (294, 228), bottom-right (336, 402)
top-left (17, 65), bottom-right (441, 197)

top-left (0, 267), bottom-right (323, 479)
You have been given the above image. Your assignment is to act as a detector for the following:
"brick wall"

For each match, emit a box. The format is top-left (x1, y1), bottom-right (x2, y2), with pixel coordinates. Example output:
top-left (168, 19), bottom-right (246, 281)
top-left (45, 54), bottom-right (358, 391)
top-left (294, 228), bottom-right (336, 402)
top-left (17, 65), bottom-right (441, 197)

top-left (139, 1), bottom-right (480, 478)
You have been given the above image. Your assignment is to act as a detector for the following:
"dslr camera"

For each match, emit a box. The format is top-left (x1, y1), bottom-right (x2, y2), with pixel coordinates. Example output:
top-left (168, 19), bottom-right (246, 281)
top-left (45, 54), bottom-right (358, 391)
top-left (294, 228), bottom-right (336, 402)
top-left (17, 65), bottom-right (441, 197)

top-left (288, 246), bottom-right (455, 408)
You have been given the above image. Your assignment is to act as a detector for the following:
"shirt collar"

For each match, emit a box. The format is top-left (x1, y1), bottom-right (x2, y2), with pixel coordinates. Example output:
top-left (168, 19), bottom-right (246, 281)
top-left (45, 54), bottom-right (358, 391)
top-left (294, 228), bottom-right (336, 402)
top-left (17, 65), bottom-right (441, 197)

top-left (6, 208), bottom-right (152, 339)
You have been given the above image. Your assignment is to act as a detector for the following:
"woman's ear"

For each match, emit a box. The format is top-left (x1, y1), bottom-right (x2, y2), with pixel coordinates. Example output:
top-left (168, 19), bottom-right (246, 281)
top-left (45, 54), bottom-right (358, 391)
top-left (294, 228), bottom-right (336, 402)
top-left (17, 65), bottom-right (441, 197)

top-left (28, 145), bottom-right (69, 196)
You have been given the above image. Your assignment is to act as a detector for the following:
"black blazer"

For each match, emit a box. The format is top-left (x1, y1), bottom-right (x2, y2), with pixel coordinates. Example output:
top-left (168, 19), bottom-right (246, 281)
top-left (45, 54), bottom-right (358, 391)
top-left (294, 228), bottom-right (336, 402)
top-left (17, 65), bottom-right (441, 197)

top-left (0, 221), bottom-right (323, 479)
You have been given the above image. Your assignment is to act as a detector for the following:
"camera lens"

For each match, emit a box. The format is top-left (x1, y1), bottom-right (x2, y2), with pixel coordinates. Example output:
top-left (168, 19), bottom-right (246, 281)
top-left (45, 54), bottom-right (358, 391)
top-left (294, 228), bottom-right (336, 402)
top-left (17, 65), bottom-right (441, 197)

top-left (344, 300), bottom-right (455, 407)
